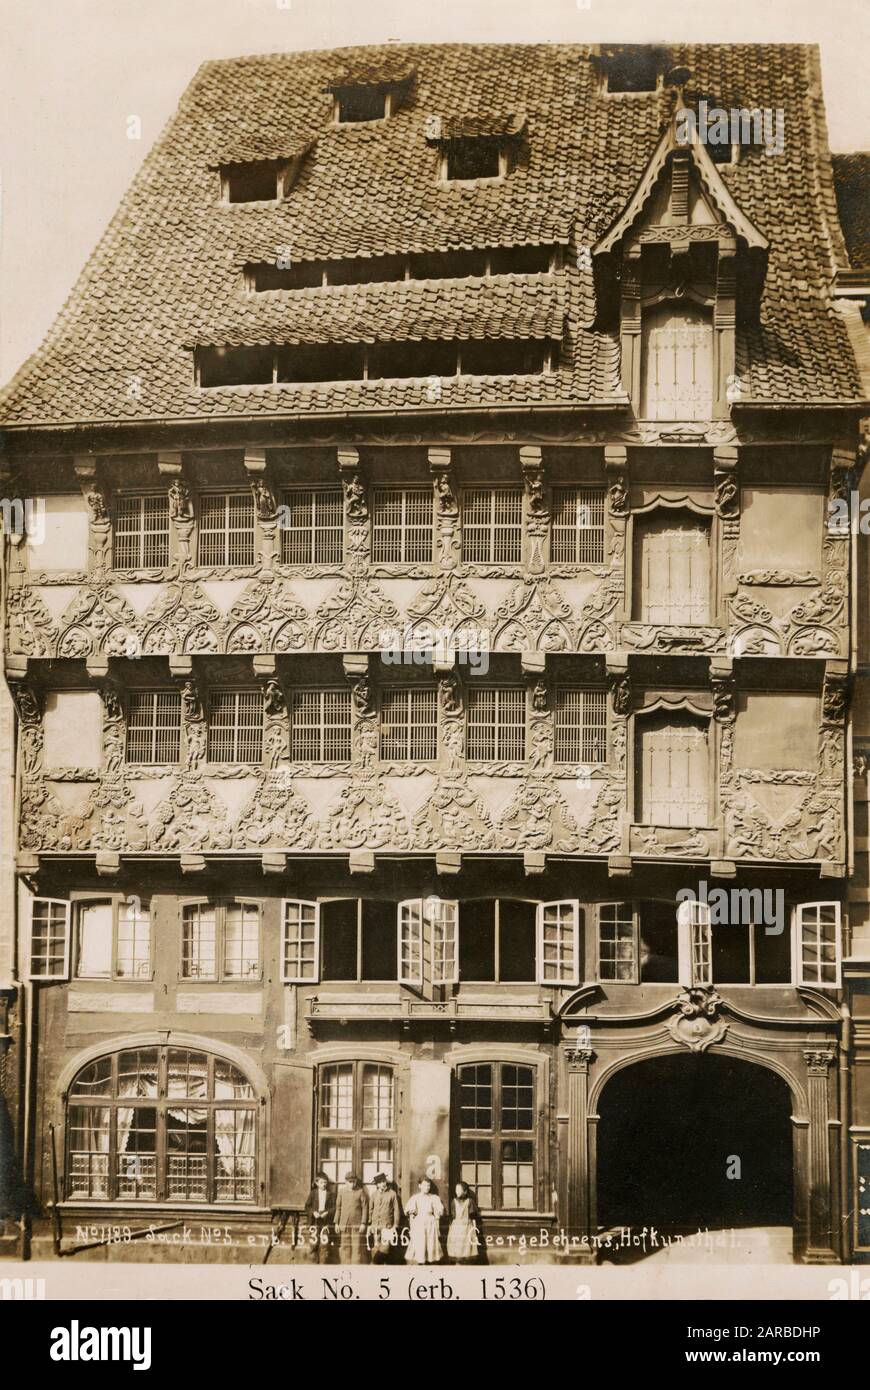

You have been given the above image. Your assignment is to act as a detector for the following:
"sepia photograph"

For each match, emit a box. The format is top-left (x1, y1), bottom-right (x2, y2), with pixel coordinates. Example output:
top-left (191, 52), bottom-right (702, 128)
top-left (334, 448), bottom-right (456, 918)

top-left (0, 0), bottom-right (868, 1352)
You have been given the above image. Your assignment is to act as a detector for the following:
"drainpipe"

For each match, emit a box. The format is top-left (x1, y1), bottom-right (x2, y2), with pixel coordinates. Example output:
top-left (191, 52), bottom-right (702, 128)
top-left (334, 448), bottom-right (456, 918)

top-left (839, 999), bottom-right (852, 1262)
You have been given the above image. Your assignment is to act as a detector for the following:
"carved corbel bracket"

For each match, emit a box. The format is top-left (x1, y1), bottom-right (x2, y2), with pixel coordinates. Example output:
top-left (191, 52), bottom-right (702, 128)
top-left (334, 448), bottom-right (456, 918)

top-left (245, 447), bottom-right (278, 570)
top-left (520, 446), bottom-right (549, 574)
top-left (604, 445), bottom-right (629, 517)
top-left (9, 680), bottom-right (42, 727)
top-left (713, 445), bottom-right (739, 519)
top-left (261, 672), bottom-right (287, 769)
top-left (606, 654), bottom-right (631, 717)
top-left (428, 447), bottom-right (459, 571)
top-left (710, 658), bottom-right (735, 723)
top-left (803, 1047), bottom-right (836, 1075)
top-left (74, 455), bottom-right (111, 573)
top-left (829, 447), bottom-right (854, 510)
top-left (822, 662), bottom-right (849, 726)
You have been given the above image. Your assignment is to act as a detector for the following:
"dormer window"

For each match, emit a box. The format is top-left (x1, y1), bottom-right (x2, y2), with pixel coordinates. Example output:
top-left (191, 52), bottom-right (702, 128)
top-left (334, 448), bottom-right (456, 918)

top-left (335, 86), bottom-right (388, 123)
top-left (219, 157), bottom-right (302, 204)
top-left (446, 140), bottom-right (502, 183)
top-left (602, 44), bottom-right (662, 94)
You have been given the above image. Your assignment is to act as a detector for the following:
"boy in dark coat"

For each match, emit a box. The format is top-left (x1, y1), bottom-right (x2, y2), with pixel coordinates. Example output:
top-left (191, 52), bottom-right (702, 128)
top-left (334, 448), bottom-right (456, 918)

top-left (302, 1171), bottom-right (335, 1263)
top-left (368, 1173), bottom-right (401, 1263)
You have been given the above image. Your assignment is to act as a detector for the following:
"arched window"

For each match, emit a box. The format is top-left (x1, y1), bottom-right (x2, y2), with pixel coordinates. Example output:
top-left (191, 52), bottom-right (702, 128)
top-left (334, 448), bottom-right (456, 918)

top-left (66, 1046), bottom-right (258, 1204)
top-left (641, 302), bottom-right (713, 420)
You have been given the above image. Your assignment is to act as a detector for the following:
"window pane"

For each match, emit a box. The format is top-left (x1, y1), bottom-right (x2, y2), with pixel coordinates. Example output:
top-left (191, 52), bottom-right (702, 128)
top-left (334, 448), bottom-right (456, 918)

top-left (116, 1107), bottom-right (158, 1199)
top-left (501, 1139), bottom-right (535, 1209)
top-left (459, 1063), bottom-right (493, 1130)
top-left (379, 688), bottom-right (438, 761)
top-left (281, 489), bottom-right (343, 565)
top-left (466, 688), bottom-right (525, 761)
top-left (361, 1139), bottom-right (394, 1188)
top-left (67, 1106), bottom-right (111, 1198)
top-left (460, 1138), bottom-right (492, 1207)
top-left (166, 1049), bottom-right (208, 1100)
top-left (551, 488), bottom-right (605, 564)
top-left (70, 1057), bottom-right (113, 1100)
top-left (198, 493), bottom-right (255, 567)
top-left (800, 904), bottom-right (840, 986)
top-left (166, 1107), bottom-right (209, 1201)
top-left (283, 900), bottom-right (318, 980)
top-left (598, 903), bottom-right (636, 982)
top-left (399, 900), bottom-right (423, 983)
top-left (362, 1064), bottom-right (395, 1130)
top-left (554, 689), bottom-right (607, 764)
top-left (113, 494), bottom-right (170, 570)
top-left (319, 1139), bottom-right (353, 1186)
top-left (77, 901), bottom-right (113, 978)
top-left (30, 900), bottom-right (68, 977)
top-left (223, 903), bottom-right (260, 979)
top-left (214, 1109), bottom-right (256, 1202)
top-left (540, 902), bottom-right (576, 984)
top-left (126, 691), bottom-right (182, 764)
top-left (500, 1064), bottom-right (534, 1131)
top-left (372, 488), bottom-right (433, 563)
top-left (116, 900), bottom-right (151, 979)
top-left (182, 904), bottom-right (217, 979)
top-left (462, 488), bottom-right (522, 563)
top-left (320, 1063), bottom-right (354, 1130)
top-left (214, 1058), bottom-right (255, 1101)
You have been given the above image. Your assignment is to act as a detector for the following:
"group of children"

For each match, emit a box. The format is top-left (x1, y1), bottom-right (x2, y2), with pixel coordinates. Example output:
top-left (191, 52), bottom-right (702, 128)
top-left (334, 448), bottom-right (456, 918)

top-left (302, 1172), bottom-right (481, 1265)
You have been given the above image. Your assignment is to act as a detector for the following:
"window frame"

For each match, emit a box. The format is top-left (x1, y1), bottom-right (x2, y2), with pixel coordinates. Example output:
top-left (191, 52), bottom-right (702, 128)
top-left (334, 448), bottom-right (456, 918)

top-left (439, 142), bottom-right (507, 185)
top-left (279, 486), bottom-right (344, 566)
top-left (207, 688), bottom-right (264, 765)
top-left (64, 1044), bottom-right (260, 1206)
top-left (553, 687), bottom-right (608, 765)
top-left (179, 898), bottom-right (263, 983)
top-left (125, 689), bottom-right (183, 766)
top-left (596, 901), bottom-right (639, 984)
top-left (457, 1060), bottom-right (538, 1213)
top-left (677, 898), bottom-right (712, 987)
top-left (73, 897), bottom-right (153, 983)
top-left (398, 897), bottom-right (459, 987)
top-left (550, 486), bottom-right (606, 565)
top-left (333, 87), bottom-right (392, 125)
top-left (378, 686), bottom-right (439, 763)
top-left (316, 1059), bottom-right (398, 1191)
top-left (461, 486), bottom-right (524, 565)
top-left (112, 492), bottom-right (171, 571)
top-left (28, 897), bottom-right (71, 981)
top-left (370, 486), bottom-right (435, 565)
top-left (289, 687), bottom-right (353, 763)
top-left (536, 900), bottom-right (581, 987)
top-left (196, 490), bottom-right (257, 569)
top-left (792, 901), bottom-right (842, 989)
top-left (319, 899), bottom-right (400, 984)
top-left (281, 899), bottom-right (320, 984)
top-left (465, 685), bottom-right (527, 762)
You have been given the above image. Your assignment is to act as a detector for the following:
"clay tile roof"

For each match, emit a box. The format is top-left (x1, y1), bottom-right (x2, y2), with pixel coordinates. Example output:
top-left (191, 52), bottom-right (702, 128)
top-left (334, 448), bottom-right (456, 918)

top-left (832, 154), bottom-right (870, 271)
top-left (0, 41), bottom-right (865, 428)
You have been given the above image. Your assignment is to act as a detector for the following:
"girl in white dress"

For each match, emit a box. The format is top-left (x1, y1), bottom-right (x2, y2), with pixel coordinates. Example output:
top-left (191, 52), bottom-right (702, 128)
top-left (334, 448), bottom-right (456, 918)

top-left (404, 1177), bottom-right (445, 1264)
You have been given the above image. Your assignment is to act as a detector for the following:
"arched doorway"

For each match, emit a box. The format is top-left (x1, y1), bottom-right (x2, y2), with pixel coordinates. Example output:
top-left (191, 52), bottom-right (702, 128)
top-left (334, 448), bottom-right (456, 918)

top-left (596, 1053), bottom-right (793, 1233)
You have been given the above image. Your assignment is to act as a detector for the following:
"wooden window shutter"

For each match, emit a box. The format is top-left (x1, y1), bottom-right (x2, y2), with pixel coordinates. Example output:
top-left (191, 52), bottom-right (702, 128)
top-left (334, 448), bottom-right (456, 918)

top-left (639, 717), bottom-right (710, 828)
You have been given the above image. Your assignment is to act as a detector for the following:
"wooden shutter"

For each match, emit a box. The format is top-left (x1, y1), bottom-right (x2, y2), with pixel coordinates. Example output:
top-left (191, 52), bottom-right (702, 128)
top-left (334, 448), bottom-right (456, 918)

top-left (641, 304), bottom-right (713, 421)
top-left (677, 899), bottom-right (712, 986)
top-left (637, 514), bottom-right (710, 624)
top-left (270, 1063), bottom-right (314, 1208)
top-left (638, 717), bottom-right (709, 827)
top-left (398, 900), bottom-right (424, 987)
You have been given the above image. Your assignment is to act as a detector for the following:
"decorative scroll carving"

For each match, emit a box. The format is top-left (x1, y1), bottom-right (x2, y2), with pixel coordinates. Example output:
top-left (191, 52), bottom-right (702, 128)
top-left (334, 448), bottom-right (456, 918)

top-left (142, 583), bottom-right (221, 655)
top-left (6, 587), bottom-right (58, 656)
top-left (722, 778), bottom-right (841, 861)
top-left (622, 625), bottom-right (726, 654)
top-left (224, 578), bottom-right (307, 653)
top-left (148, 774), bottom-right (231, 850)
top-left (576, 784), bottom-right (622, 853)
top-left (666, 988), bottom-right (728, 1052)
top-left (57, 585), bottom-right (140, 658)
top-left (313, 576), bottom-right (399, 651)
top-left (323, 778), bottom-right (410, 850)
top-left (233, 770), bottom-right (315, 848)
top-left (406, 573), bottom-right (486, 651)
top-left (412, 779), bottom-right (494, 850)
top-left (498, 782), bottom-right (578, 850)
top-left (493, 578), bottom-right (572, 652)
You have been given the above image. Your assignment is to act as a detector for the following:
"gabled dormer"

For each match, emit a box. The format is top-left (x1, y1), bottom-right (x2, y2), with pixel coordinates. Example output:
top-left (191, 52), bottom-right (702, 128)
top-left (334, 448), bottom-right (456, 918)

top-left (325, 63), bottom-right (416, 124)
top-left (592, 110), bottom-right (769, 422)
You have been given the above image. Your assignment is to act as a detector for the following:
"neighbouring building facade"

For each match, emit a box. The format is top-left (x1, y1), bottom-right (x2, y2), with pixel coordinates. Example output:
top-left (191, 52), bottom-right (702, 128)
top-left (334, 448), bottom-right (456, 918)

top-left (1, 43), bottom-right (869, 1264)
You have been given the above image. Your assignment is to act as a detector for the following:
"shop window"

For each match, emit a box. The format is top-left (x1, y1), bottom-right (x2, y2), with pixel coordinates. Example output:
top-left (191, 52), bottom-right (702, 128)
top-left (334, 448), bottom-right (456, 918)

top-left (66, 1046), bottom-right (257, 1203)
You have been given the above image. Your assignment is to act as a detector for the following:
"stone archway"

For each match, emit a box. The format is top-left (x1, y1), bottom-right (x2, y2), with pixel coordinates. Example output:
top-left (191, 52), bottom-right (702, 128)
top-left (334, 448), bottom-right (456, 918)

top-left (595, 1052), bottom-right (793, 1236)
